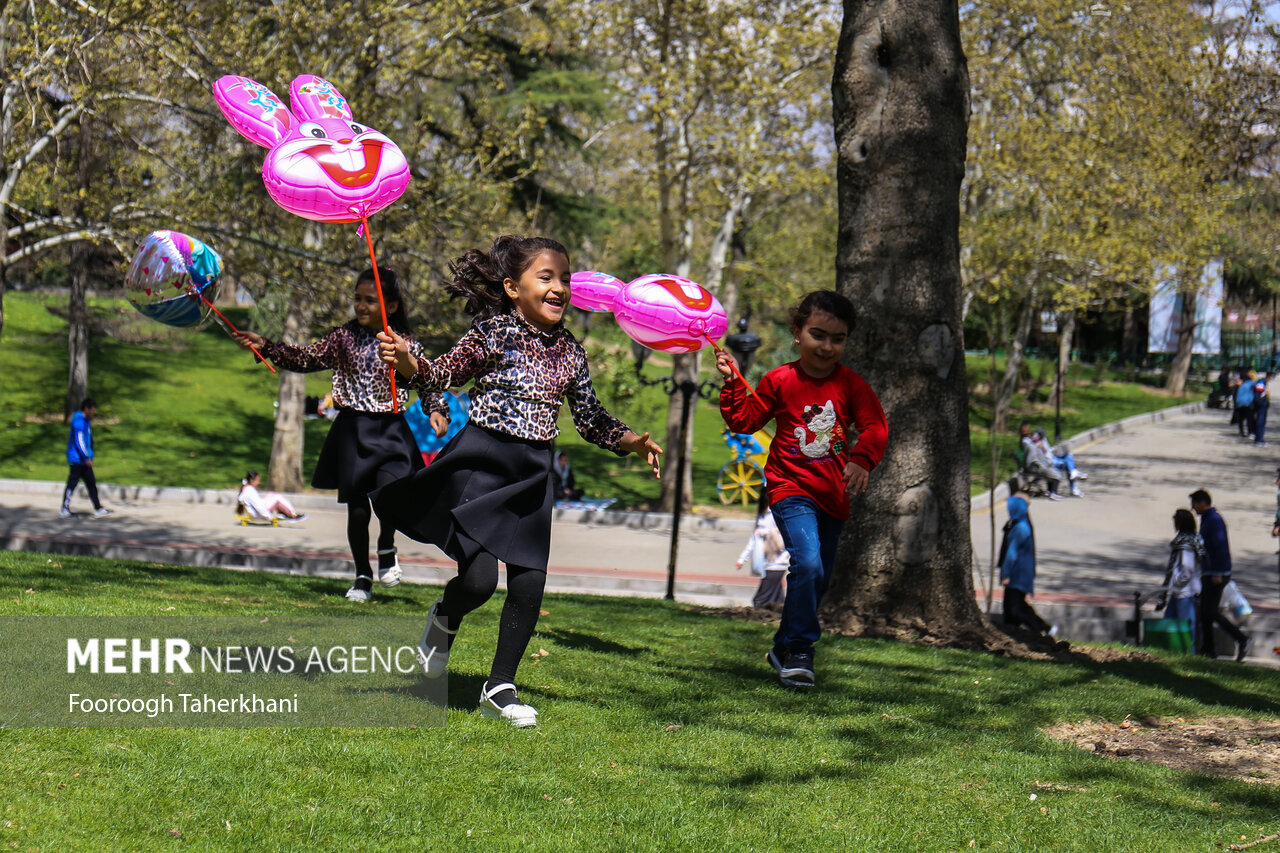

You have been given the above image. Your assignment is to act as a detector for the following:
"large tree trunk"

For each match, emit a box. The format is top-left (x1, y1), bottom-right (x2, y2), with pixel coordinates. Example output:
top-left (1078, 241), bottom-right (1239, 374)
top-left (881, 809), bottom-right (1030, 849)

top-left (268, 290), bottom-right (309, 492)
top-left (1165, 287), bottom-right (1196, 395)
top-left (825, 0), bottom-right (985, 639)
top-left (64, 116), bottom-right (93, 420)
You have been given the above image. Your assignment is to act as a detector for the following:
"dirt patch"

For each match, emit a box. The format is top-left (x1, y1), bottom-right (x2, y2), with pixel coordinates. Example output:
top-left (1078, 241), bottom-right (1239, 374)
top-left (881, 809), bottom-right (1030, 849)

top-left (1045, 716), bottom-right (1280, 785)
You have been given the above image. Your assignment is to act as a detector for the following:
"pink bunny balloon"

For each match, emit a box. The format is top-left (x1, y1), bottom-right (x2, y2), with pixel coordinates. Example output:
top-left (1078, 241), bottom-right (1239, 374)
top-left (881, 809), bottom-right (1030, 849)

top-left (212, 74), bottom-right (410, 222)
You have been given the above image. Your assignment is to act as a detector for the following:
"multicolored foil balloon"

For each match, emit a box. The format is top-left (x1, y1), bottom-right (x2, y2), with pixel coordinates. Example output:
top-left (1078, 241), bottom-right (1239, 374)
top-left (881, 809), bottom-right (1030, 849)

top-left (613, 274), bottom-right (728, 353)
top-left (212, 74), bottom-right (410, 223)
top-left (125, 231), bottom-right (224, 328)
top-left (568, 270), bottom-right (625, 313)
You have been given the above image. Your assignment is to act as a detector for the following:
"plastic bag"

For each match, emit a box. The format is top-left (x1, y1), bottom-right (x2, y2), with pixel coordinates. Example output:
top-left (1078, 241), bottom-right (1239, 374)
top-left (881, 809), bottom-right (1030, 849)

top-left (1220, 580), bottom-right (1252, 622)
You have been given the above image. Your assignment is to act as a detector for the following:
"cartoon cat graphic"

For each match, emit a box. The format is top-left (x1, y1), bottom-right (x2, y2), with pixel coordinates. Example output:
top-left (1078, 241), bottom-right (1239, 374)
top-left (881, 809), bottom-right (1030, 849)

top-left (793, 400), bottom-right (846, 458)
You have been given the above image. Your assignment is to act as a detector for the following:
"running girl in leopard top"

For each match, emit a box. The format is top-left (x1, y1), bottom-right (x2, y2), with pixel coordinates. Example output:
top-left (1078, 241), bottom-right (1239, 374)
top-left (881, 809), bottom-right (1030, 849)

top-left (716, 290), bottom-right (888, 689)
top-left (374, 235), bottom-right (662, 728)
top-left (233, 267), bottom-right (448, 602)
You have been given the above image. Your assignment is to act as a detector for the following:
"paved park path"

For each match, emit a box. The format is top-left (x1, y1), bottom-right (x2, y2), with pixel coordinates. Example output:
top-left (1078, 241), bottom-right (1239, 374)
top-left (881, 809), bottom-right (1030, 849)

top-left (2, 403), bottom-right (1277, 660)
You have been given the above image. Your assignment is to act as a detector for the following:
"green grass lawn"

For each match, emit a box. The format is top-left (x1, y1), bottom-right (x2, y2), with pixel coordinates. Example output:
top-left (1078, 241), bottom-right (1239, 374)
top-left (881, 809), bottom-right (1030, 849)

top-left (2, 550), bottom-right (1278, 851)
top-left (0, 291), bottom-right (1208, 506)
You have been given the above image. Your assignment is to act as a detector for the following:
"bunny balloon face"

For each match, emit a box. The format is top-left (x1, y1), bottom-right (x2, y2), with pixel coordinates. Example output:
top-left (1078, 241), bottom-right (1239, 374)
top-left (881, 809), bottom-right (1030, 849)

top-left (213, 74), bottom-right (410, 222)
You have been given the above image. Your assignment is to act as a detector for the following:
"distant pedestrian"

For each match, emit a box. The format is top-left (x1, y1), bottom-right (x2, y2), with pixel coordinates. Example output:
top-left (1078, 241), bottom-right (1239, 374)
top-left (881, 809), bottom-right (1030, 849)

top-left (735, 492), bottom-right (789, 609)
top-left (1253, 372), bottom-right (1270, 446)
top-left (551, 451), bottom-right (584, 502)
top-left (60, 397), bottom-right (112, 519)
top-left (1189, 489), bottom-right (1249, 661)
top-left (1163, 508), bottom-right (1203, 644)
top-left (1235, 371), bottom-right (1256, 437)
top-left (1000, 492), bottom-right (1057, 638)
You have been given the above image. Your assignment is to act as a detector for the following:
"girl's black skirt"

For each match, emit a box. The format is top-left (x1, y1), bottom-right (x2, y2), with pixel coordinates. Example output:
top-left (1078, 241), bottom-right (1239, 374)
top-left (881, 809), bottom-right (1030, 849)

top-left (312, 409), bottom-right (424, 504)
top-left (371, 423), bottom-right (554, 572)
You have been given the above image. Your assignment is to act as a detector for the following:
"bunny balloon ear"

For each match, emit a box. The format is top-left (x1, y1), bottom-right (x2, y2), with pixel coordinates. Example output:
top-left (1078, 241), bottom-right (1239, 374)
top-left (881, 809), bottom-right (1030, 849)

top-left (213, 75), bottom-right (295, 148)
top-left (290, 75), bottom-right (355, 122)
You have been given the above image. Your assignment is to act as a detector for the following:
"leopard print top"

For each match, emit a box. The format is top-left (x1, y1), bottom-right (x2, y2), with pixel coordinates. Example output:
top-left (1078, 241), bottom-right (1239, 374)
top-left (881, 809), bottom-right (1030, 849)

top-left (261, 321), bottom-right (445, 416)
top-left (404, 312), bottom-right (630, 451)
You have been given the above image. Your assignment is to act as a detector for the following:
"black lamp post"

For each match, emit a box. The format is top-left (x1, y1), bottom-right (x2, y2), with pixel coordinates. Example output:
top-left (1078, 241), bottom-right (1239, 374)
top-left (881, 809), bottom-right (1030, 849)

top-left (632, 318), bottom-right (762, 600)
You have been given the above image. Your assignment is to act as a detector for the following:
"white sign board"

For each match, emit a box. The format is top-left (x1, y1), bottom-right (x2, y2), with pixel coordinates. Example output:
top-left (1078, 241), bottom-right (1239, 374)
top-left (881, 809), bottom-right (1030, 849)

top-left (1147, 258), bottom-right (1223, 355)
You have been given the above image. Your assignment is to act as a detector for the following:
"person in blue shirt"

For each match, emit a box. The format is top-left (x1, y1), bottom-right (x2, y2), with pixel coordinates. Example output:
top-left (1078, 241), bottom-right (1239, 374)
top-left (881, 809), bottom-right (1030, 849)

top-left (1000, 491), bottom-right (1056, 637)
top-left (60, 397), bottom-right (112, 518)
top-left (1190, 489), bottom-right (1248, 660)
top-left (1235, 371), bottom-right (1256, 437)
top-left (404, 389), bottom-right (469, 465)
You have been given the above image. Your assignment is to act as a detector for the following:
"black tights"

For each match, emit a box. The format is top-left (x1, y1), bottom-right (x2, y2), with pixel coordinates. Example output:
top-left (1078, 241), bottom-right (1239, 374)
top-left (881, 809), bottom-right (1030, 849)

top-left (438, 550), bottom-right (546, 705)
top-left (347, 497), bottom-right (396, 591)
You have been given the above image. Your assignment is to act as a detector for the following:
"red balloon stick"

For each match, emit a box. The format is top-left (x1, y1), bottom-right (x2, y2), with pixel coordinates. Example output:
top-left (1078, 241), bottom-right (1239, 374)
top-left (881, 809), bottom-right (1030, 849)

top-left (359, 214), bottom-right (400, 414)
top-left (702, 332), bottom-right (761, 403)
top-left (188, 287), bottom-right (277, 373)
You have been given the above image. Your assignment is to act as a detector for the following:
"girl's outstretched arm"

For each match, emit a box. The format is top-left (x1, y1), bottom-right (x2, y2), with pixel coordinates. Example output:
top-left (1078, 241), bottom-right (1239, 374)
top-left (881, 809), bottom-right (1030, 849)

top-left (618, 431), bottom-right (663, 478)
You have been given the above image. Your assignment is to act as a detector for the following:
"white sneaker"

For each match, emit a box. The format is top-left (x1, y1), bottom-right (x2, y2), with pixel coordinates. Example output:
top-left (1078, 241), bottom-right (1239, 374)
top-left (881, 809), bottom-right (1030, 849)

top-left (1047, 492), bottom-right (1062, 501)
top-left (479, 682), bottom-right (538, 728)
top-left (1071, 487), bottom-right (1084, 498)
top-left (59, 507), bottom-right (72, 518)
top-left (1071, 470), bottom-right (1087, 480)
top-left (345, 587), bottom-right (371, 603)
top-left (92, 507), bottom-right (114, 518)
top-left (376, 548), bottom-right (401, 587)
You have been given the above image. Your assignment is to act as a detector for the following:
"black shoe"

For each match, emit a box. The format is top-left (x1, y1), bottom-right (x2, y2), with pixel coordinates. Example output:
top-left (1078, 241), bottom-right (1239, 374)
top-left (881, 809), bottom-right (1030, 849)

top-left (767, 647), bottom-right (815, 688)
top-left (1236, 636), bottom-right (1250, 663)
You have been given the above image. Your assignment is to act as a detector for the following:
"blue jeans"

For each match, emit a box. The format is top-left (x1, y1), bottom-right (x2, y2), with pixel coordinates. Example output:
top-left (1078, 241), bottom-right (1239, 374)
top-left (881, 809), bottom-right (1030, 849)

top-left (1164, 595), bottom-right (1197, 650)
top-left (1051, 451), bottom-right (1076, 475)
top-left (770, 496), bottom-right (845, 652)
top-left (1255, 404), bottom-right (1268, 444)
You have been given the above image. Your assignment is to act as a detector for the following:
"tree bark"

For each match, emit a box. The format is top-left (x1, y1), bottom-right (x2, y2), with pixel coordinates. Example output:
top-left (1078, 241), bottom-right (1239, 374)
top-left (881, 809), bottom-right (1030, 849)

top-left (1052, 310), bottom-right (1076, 411)
top-left (826, 0), bottom-right (985, 639)
top-left (64, 116), bottom-right (93, 421)
top-left (1165, 287), bottom-right (1197, 395)
top-left (268, 290), bottom-right (309, 492)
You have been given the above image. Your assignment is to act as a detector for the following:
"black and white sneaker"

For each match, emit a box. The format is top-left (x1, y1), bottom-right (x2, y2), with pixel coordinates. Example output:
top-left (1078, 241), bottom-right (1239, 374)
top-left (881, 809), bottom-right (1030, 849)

top-left (767, 647), bottom-right (816, 688)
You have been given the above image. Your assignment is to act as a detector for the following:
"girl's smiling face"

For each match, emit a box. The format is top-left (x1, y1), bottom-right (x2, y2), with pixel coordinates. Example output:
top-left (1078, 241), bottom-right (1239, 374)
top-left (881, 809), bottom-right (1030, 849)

top-left (503, 250), bottom-right (571, 332)
top-left (353, 280), bottom-right (398, 331)
top-left (794, 309), bottom-right (848, 378)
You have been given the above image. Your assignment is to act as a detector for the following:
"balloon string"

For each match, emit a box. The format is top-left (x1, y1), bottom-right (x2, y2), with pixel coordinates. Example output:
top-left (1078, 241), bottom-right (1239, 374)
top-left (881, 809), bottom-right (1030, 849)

top-left (190, 287), bottom-right (277, 374)
top-left (702, 332), bottom-right (761, 402)
top-left (359, 213), bottom-right (400, 414)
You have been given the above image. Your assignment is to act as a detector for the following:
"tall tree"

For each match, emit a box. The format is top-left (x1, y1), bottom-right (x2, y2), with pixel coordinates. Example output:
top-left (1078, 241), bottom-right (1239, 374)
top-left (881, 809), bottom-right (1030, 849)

top-left (825, 0), bottom-right (985, 638)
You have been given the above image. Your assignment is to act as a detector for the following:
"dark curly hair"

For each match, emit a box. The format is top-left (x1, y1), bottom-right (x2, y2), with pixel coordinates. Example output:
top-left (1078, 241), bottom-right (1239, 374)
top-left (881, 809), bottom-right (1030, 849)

top-left (790, 290), bottom-right (854, 333)
top-left (446, 235), bottom-right (570, 320)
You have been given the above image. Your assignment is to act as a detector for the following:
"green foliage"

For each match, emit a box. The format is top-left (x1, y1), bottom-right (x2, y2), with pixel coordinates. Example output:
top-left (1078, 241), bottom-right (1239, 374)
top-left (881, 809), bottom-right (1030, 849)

top-left (3, 550), bottom-right (1279, 850)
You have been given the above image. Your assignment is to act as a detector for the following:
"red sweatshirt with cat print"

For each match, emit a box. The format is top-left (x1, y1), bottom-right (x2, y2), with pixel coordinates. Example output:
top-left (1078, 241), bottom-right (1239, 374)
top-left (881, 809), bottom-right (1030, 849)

top-left (720, 361), bottom-right (888, 521)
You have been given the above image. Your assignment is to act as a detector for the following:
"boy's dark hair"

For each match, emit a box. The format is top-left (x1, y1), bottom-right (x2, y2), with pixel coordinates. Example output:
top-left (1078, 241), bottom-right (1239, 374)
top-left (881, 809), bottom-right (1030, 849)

top-left (1173, 508), bottom-right (1197, 535)
top-left (355, 267), bottom-right (410, 334)
top-left (790, 290), bottom-right (854, 332)
top-left (80, 397), bottom-right (97, 411)
top-left (1189, 489), bottom-right (1212, 506)
top-left (447, 235), bottom-right (570, 321)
